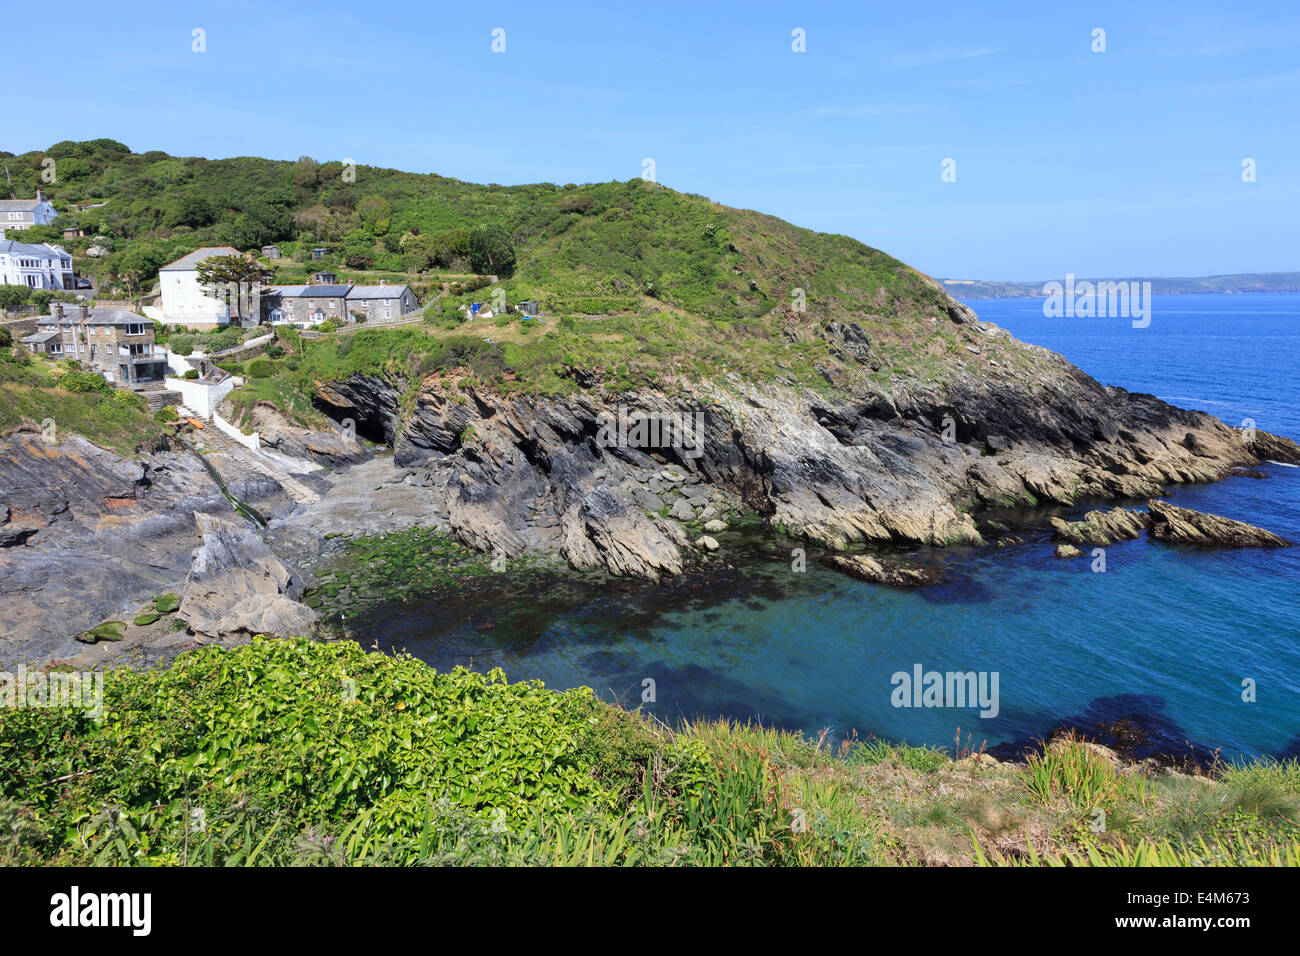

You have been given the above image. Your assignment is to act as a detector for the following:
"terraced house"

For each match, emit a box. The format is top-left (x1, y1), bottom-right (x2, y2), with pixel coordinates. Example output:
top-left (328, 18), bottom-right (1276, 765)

top-left (262, 282), bottom-right (418, 326)
top-left (21, 303), bottom-right (167, 386)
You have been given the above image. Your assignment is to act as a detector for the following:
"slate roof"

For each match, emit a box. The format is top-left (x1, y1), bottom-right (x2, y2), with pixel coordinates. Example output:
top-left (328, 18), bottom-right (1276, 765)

top-left (0, 240), bottom-right (70, 260)
top-left (22, 330), bottom-right (60, 344)
top-left (0, 199), bottom-right (41, 211)
top-left (41, 308), bottom-right (150, 326)
top-left (159, 247), bottom-right (243, 271)
top-left (296, 285), bottom-right (353, 297)
top-left (347, 285), bottom-right (411, 300)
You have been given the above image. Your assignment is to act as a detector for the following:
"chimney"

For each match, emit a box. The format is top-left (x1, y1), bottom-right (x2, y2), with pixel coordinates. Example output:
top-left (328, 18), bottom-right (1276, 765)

top-left (78, 303), bottom-right (89, 322)
top-left (36, 189), bottom-right (46, 203)
top-left (53, 302), bottom-right (64, 321)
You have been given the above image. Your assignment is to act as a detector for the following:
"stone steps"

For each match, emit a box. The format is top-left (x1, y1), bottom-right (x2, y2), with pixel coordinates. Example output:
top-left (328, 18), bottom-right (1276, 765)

top-left (201, 427), bottom-right (321, 505)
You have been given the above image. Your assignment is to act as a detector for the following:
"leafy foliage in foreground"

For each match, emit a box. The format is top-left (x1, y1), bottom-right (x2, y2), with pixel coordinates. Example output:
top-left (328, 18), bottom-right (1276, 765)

top-left (0, 638), bottom-right (861, 866)
top-left (2, 638), bottom-right (1296, 866)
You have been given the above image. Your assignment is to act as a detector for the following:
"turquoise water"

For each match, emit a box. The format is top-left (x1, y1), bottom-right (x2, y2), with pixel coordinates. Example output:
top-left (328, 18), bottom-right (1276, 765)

top-left (369, 294), bottom-right (1300, 761)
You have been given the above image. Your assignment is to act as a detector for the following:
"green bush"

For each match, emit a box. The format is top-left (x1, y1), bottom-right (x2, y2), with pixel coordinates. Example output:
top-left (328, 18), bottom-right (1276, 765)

top-left (169, 334), bottom-right (194, 356)
top-left (0, 638), bottom-right (620, 863)
top-left (55, 370), bottom-right (110, 393)
top-left (182, 369), bottom-right (199, 380)
top-left (111, 389), bottom-right (146, 410)
top-left (154, 405), bottom-right (179, 423)
top-left (247, 359), bottom-right (274, 378)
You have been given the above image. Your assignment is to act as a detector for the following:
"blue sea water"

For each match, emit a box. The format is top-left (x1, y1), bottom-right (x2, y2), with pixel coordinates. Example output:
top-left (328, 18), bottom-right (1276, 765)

top-left (370, 294), bottom-right (1300, 761)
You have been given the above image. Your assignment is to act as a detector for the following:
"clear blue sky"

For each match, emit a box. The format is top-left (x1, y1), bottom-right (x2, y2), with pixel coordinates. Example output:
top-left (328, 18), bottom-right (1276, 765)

top-left (7, 0), bottom-right (1299, 279)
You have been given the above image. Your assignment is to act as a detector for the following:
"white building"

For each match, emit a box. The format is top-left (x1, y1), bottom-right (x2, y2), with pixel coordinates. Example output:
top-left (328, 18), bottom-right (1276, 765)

top-left (0, 239), bottom-right (75, 289)
top-left (0, 190), bottom-right (58, 231)
top-left (154, 246), bottom-right (242, 329)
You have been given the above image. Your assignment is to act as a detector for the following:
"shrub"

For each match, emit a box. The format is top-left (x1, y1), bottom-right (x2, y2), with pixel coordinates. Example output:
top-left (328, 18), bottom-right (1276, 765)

top-left (154, 405), bottom-right (179, 423)
top-left (169, 334), bottom-right (195, 356)
top-left (56, 370), bottom-right (110, 394)
top-left (182, 369), bottom-right (199, 380)
top-left (247, 359), bottom-right (274, 378)
top-left (111, 389), bottom-right (146, 410)
top-left (266, 344), bottom-right (285, 359)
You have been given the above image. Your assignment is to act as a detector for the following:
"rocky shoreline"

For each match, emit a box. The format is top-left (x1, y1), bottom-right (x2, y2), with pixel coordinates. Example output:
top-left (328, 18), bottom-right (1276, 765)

top-left (3, 299), bottom-right (1299, 666)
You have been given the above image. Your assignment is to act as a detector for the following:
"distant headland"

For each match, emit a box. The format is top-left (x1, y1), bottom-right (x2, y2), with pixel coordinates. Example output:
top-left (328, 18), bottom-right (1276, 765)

top-left (940, 272), bottom-right (1300, 299)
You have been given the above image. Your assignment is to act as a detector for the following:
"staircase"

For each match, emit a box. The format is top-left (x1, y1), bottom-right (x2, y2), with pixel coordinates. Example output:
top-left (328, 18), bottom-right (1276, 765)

top-left (132, 382), bottom-right (181, 413)
top-left (200, 427), bottom-right (322, 505)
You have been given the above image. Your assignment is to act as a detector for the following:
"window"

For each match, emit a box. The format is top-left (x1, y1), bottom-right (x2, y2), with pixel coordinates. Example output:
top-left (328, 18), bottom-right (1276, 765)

top-left (124, 324), bottom-right (147, 336)
top-left (384, 310), bottom-right (391, 319)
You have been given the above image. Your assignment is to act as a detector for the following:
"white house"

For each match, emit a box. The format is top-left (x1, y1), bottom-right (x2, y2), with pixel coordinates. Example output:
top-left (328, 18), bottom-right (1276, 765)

top-left (0, 239), bottom-right (75, 289)
top-left (154, 246), bottom-right (244, 329)
top-left (0, 190), bottom-right (59, 231)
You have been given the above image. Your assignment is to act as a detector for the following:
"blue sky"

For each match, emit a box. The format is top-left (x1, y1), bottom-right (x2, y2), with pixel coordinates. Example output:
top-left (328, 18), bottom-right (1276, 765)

top-left (6, 0), bottom-right (1299, 279)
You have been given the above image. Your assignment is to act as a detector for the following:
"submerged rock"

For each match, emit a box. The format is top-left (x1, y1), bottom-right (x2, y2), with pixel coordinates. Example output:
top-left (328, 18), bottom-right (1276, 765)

top-left (822, 553), bottom-right (939, 588)
top-left (1146, 500), bottom-right (1291, 548)
top-left (1050, 507), bottom-right (1149, 546)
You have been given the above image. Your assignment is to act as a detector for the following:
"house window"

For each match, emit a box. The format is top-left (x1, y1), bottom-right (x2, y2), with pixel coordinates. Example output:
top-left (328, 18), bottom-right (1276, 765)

top-left (125, 323), bottom-right (147, 336)
top-left (384, 310), bottom-right (391, 319)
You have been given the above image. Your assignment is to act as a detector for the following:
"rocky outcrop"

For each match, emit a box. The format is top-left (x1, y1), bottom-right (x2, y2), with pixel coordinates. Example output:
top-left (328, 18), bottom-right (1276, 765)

top-left (1246, 430), bottom-right (1300, 465)
top-left (0, 433), bottom-right (295, 664)
top-left (234, 399), bottom-right (370, 467)
top-left (1051, 508), bottom-right (1149, 545)
top-left (822, 553), bottom-right (939, 587)
top-left (1054, 544), bottom-right (1083, 559)
top-left (180, 512), bottom-right (318, 639)
top-left (292, 360), bottom-right (1291, 582)
top-left (1146, 500), bottom-right (1291, 548)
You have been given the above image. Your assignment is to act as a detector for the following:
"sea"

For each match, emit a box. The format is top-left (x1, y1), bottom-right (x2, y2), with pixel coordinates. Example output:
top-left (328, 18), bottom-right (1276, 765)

top-left (362, 294), bottom-right (1300, 762)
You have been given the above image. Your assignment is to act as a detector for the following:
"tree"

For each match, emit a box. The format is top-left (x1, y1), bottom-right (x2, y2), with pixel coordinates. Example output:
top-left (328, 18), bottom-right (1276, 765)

top-left (195, 254), bottom-right (271, 325)
top-left (357, 195), bottom-right (392, 235)
top-left (0, 286), bottom-right (28, 314)
top-left (115, 244), bottom-right (171, 295)
top-left (230, 203), bottom-right (292, 249)
top-left (467, 224), bottom-right (516, 276)
top-left (166, 194), bottom-right (216, 228)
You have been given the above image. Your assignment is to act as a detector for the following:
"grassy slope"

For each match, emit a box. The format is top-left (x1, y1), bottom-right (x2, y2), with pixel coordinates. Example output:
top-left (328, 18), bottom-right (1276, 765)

top-left (0, 356), bottom-right (165, 456)
top-left (1, 637), bottom-right (1295, 867)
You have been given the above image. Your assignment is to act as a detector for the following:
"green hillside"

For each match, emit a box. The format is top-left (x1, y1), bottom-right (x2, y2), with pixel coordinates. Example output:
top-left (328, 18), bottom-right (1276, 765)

top-left (1, 138), bottom-right (947, 324)
top-left (5, 139), bottom-right (995, 414)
